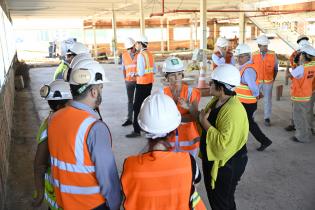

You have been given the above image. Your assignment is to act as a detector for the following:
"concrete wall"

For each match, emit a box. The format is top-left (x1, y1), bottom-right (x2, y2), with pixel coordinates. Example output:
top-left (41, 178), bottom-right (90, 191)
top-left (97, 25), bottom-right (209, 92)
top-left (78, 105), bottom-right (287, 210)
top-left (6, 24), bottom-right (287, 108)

top-left (0, 60), bottom-right (15, 210)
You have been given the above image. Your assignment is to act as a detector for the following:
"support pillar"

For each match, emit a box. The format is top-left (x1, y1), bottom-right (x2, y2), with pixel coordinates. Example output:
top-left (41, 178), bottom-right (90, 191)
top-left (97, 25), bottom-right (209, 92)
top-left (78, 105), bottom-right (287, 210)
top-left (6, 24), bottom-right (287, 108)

top-left (112, 9), bottom-right (118, 64)
top-left (93, 18), bottom-right (97, 59)
top-left (139, 0), bottom-right (145, 36)
top-left (190, 15), bottom-right (194, 50)
top-left (167, 19), bottom-right (173, 51)
top-left (194, 13), bottom-right (198, 48)
top-left (197, 0), bottom-right (209, 92)
top-left (239, 12), bottom-right (246, 44)
top-left (214, 20), bottom-right (218, 40)
top-left (160, 18), bottom-right (164, 51)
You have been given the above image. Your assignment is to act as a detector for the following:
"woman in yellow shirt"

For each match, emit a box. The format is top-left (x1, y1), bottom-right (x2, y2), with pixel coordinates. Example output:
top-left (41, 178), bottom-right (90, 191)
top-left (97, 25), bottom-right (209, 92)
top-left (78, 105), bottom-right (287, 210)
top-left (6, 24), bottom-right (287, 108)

top-left (199, 64), bottom-right (249, 209)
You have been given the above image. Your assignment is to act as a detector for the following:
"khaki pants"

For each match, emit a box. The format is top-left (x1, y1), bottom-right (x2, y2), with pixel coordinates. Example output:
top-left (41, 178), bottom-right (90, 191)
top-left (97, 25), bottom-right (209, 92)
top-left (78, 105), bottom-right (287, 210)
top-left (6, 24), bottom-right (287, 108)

top-left (293, 101), bottom-right (312, 142)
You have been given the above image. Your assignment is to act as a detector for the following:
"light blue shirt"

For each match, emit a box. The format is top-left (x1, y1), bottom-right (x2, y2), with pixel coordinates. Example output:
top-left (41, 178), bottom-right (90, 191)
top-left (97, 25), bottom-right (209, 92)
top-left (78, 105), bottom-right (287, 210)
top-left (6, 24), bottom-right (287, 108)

top-left (239, 60), bottom-right (260, 97)
top-left (137, 49), bottom-right (157, 76)
top-left (70, 101), bottom-right (122, 210)
top-left (290, 65), bottom-right (304, 79)
top-left (211, 48), bottom-right (236, 66)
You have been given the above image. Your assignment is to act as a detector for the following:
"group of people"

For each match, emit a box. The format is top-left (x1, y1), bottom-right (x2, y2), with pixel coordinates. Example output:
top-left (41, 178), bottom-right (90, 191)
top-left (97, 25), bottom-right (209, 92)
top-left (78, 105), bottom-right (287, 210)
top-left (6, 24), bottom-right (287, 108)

top-left (31, 33), bottom-right (314, 210)
top-left (212, 34), bottom-right (315, 145)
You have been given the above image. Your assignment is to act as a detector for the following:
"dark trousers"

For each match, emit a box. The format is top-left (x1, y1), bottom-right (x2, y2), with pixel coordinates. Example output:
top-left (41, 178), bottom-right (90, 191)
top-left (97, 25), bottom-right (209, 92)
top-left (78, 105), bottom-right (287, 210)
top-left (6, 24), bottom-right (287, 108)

top-left (242, 103), bottom-right (272, 145)
top-left (93, 202), bottom-right (110, 210)
top-left (202, 146), bottom-right (248, 210)
top-left (133, 83), bottom-right (152, 133)
top-left (125, 81), bottom-right (136, 121)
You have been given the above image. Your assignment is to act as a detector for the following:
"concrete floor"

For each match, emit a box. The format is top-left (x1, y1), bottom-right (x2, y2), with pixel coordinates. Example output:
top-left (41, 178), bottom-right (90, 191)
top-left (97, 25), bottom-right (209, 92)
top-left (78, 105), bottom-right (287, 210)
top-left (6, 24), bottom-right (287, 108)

top-left (6, 63), bottom-right (315, 210)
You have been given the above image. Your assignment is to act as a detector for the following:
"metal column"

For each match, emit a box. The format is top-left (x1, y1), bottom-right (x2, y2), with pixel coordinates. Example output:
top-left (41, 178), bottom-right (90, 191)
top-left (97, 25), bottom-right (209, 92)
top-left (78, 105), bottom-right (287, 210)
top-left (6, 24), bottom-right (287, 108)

top-left (160, 18), bottom-right (164, 51)
top-left (93, 18), bottom-right (97, 59)
top-left (139, 0), bottom-right (145, 36)
top-left (239, 12), bottom-right (246, 44)
top-left (112, 9), bottom-right (118, 64)
top-left (190, 15), bottom-right (194, 50)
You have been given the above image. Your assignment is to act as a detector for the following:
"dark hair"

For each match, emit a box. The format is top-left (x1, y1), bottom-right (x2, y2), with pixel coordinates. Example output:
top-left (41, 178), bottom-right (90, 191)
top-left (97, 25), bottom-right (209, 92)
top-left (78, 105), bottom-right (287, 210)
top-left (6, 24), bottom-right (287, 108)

top-left (139, 42), bottom-right (148, 48)
top-left (48, 99), bottom-right (69, 112)
top-left (301, 52), bottom-right (313, 62)
top-left (164, 72), bottom-right (184, 79)
top-left (147, 137), bottom-right (171, 152)
top-left (213, 80), bottom-right (236, 96)
top-left (70, 84), bottom-right (93, 100)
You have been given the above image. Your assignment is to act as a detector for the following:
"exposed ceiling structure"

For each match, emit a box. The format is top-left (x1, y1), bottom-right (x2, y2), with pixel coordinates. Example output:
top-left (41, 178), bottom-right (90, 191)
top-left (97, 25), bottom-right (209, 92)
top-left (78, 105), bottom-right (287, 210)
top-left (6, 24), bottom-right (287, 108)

top-left (7, 0), bottom-right (315, 20)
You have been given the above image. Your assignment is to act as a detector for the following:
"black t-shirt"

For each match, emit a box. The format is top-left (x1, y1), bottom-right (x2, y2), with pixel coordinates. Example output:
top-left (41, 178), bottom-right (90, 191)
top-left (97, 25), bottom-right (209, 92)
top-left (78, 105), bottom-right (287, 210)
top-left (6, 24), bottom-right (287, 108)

top-left (200, 99), bottom-right (228, 159)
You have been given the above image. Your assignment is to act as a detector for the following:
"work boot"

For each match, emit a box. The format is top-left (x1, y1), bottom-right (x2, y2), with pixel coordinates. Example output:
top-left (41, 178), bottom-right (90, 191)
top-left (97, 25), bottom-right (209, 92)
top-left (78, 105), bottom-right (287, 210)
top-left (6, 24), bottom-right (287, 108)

top-left (291, 136), bottom-right (304, 143)
top-left (122, 119), bottom-right (132, 127)
top-left (284, 125), bottom-right (296, 131)
top-left (264, 118), bottom-right (271, 126)
top-left (126, 131), bottom-right (141, 138)
top-left (257, 140), bottom-right (272, 151)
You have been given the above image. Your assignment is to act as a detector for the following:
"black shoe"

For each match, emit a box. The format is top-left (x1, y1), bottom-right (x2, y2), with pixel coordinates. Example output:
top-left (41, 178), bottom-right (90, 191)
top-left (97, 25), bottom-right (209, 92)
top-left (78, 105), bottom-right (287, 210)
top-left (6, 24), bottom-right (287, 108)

top-left (284, 125), bottom-right (296, 131)
top-left (291, 136), bottom-right (304, 143)
top-left (122, 119), bottom-right (132, 127)
top-left (264, 118), bottom-right (271, 126)
top-left (257, 141), bottom-right (272, 151)
top-left (126, 131), bottom-right (141, 138)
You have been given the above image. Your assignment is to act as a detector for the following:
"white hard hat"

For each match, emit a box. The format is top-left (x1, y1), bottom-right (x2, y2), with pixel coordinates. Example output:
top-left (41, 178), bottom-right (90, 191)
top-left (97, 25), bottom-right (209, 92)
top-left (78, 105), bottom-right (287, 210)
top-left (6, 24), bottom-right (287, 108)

top-left (69, 53), bottom-right (93, 68)
top-left (256, 35), bottom-right (270, 45)
top-left (234, 44), bottom-right (251, 56)
top-left (68, 59), bottom-right (107, 85)
top-left (40, 79), bottom-right (72, 100)
top-left (297, 39), bottom-right (311, 50)
top-left (301, 44), bottom-right (315, 56)
top-left (162, 56), bottom-right (184, 73)
top-left (215, 37), bottom-right (228, 48)
top-left (136, 35), bottom-right (148, 44)
top-left (124, 37), bottom-right (136, 49)
top-left (297, 35), bottom-right (309, 44)
top-left (211, 64), bottom-right (240, 89)
top-left (138, 92), bottom-right (181, 135)
top-left (67, 42), bottom-right (89, 55)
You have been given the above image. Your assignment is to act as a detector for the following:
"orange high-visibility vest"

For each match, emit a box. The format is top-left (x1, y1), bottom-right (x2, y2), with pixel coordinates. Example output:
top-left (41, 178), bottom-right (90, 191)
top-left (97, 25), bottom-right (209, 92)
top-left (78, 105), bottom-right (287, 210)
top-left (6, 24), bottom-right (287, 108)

top-left (291, 61), bottom-right (315, 102)
top-left (136, 50), bottom-right (154, 84)
top-left (122, 51), bottom-right (137, 82)
top-left (164, 84), bottom-right (200, 157)
top-left (121, 151), bottom-right (200, 210)
top-left (48, 106), bottom-right (106, 210)
top-left (212, 50), bottom-right (233, 69)
top-left (235, 64), bottom-right (259, 104)
top-left (289, 51), bottom-right (299, 69)
top-left (252, 50), bottom-right (276, 84)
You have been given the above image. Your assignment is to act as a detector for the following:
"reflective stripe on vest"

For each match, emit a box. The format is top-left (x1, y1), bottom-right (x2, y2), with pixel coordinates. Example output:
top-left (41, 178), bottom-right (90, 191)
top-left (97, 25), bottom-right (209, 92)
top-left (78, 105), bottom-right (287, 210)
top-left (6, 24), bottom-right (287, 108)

top-left (136, 50), bottom-right (154, 84)
top-left (122, 51), bottom-right (137, 81)
top-left (48, 106), bottom-right (105, 209)
top-left (52, 178), bottom-right (100, 194)
top-left (40, 129), bottom-right (48, 142)
top-left (44, 173), bottom-right (60, 210)
top-left (51, 156), bottom-right (95, 173)
top-left (44, 193), bottom-right (60, 209)
top-left (50, 117), bottom-right (97, 176)
top-left (291, 61), bottom-right (315, 102)
top-left (142, 52), bottom-right (154, 74)
top-left (121, 151), bottom-right (193, 210)
top-left (163, 85), bottom-right (200, 157)
top-left (235, 64), bottom-right (258, 104)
